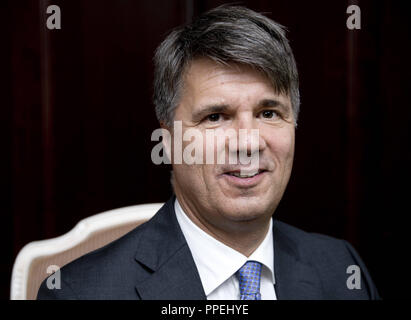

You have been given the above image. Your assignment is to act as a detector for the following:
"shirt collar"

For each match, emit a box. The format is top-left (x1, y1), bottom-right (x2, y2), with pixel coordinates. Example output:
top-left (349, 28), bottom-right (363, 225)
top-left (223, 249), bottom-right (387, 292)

top-left (174, 198), bottom-right (275, 296)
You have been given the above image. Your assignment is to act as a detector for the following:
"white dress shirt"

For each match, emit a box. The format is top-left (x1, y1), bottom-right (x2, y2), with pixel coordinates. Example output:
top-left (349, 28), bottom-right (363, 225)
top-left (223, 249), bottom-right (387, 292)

top-left (174, 198), bottom-right (277, 300)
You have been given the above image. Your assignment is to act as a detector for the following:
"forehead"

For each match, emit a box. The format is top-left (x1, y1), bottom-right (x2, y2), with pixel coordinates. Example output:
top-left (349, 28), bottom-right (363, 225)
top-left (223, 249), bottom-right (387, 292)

top-left (180, 58), bottom-right (291, 109)
top-left (183, 58), bottom-right (270, 91)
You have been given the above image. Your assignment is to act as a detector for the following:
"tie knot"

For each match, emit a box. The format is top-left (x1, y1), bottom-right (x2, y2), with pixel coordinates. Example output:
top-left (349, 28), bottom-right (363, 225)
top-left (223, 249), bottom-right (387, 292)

top-left (236, 261), bottom-right (262, 300)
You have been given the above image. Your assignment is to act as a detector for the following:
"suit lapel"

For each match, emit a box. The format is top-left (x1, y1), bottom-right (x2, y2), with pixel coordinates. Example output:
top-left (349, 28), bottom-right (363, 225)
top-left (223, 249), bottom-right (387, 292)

top-left (134, 196), bottom-right (206, 300)
top-left (134, 196), bottom-right (323, 300)
top-left (273, 222), bottom-right (324, 299)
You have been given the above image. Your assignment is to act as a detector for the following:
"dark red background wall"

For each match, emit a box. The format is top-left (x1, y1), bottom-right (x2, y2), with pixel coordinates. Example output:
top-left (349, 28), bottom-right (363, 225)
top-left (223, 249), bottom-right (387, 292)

top-left (2, 0), bottom-right (410, 299)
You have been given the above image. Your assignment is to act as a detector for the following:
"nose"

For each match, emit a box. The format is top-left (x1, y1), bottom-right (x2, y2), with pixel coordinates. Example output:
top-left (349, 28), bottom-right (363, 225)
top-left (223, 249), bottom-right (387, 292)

top-left (231, 113), bottom-right (267, 156)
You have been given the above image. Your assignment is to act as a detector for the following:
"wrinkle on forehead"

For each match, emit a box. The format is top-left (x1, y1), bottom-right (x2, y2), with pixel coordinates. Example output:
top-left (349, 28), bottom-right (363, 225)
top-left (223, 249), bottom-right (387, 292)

top-left (182, 57), bottom-right (270, 93)
top-left (175, 57), bottom-right (293, 126)
top-left (182, 58), bottom-right (277, 103)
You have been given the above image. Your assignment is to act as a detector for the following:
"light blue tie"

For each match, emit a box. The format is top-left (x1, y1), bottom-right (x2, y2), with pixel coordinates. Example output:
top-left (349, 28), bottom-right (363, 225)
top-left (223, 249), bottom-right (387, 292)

top-left (236, 261), bottom-right (262, 300)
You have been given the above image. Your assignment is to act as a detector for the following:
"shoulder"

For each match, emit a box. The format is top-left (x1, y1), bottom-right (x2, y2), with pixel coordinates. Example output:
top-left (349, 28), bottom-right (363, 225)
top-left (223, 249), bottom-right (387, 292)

top-left (273, 219), bottom-right (381, 299)
top-left (37, 198), bottom-right (179, 300)
top-left (273, 219), bottom-right (360, 268)
top-left (37, 219), bottom-right (151, 300)
top-left (273, 219), bottom-right (349, 252)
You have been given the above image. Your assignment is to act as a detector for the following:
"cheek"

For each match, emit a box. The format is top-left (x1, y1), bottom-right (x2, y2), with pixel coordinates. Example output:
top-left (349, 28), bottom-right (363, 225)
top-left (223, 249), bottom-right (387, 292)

top-left (264, 127), bottom-right (295, 162)
top-left (174, 162), bottom-right (212, 194)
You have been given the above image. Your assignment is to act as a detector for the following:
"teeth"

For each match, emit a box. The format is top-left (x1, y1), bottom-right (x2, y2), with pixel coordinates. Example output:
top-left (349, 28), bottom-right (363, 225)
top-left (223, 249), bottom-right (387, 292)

top-left (230, 171), bottom-right (259, 178)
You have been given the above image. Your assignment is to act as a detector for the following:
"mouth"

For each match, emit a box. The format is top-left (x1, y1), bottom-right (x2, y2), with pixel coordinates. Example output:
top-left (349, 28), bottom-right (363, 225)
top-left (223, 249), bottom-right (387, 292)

top-left (220, 169), bottom-right (268, 188)
top-left (225, 169), bottom-right (266, 178)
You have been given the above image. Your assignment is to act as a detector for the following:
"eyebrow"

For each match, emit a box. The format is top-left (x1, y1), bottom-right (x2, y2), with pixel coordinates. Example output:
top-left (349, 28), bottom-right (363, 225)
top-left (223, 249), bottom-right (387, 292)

top-left (191, 104), bottom-right (230, 122)
top-left (260, 99), bottom-right (291, 116)
top-left (191, 98), bottom-right (291, 122)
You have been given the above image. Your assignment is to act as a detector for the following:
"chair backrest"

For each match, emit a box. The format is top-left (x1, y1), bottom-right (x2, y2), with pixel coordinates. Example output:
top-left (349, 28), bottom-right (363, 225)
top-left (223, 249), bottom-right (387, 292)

top-left (10, 203), bottom-right (163, 300)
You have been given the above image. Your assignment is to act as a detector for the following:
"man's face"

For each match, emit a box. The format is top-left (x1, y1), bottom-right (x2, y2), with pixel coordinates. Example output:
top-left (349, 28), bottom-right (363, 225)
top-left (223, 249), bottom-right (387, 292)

top-left (169, 58), bottom-right (295, 233)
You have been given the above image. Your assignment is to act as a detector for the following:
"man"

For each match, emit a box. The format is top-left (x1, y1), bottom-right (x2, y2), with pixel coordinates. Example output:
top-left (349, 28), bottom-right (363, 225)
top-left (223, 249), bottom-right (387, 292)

top-left (38, 5), bottom-right (380, 300)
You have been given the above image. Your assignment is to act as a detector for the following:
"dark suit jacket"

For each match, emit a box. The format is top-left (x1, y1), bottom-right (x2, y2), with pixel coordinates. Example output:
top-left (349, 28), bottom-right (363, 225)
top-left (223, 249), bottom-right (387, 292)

top-left (37, 196), bottom-right (380, 300)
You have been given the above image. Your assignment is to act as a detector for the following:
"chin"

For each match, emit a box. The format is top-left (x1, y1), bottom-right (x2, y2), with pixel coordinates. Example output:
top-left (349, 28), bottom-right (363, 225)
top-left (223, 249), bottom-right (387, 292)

top-left (218, 197), bottom-right (273, 222)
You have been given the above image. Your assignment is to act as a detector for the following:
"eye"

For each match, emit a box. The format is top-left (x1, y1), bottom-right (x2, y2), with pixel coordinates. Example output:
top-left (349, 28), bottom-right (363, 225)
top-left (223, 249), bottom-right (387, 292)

top-left (261, 110), bottom-right (277, 119)
top-left (206, 113), bottom-right (221, 122)
top-left (260, 110), bottom-right (279, 119)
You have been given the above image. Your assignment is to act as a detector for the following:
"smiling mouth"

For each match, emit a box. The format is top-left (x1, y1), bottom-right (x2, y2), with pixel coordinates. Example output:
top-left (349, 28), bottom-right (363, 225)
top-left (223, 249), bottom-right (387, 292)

top-left (224, 169), bottom-right (267, 178)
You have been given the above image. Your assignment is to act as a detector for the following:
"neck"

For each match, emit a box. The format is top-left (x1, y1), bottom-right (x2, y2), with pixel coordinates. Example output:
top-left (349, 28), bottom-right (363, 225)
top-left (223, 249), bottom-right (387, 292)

top-left (175, 196), bottom-right (271, 257)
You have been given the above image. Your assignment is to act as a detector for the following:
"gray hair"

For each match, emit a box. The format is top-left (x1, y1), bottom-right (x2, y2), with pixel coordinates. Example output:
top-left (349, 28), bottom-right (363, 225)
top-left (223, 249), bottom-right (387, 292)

top-left (153, 5), bottom-right (300, 127)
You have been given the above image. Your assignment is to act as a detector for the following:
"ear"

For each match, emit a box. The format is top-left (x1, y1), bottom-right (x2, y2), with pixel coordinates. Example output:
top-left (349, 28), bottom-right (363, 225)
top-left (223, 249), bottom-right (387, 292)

top-left (160, 121), bottom-right (172, 163)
